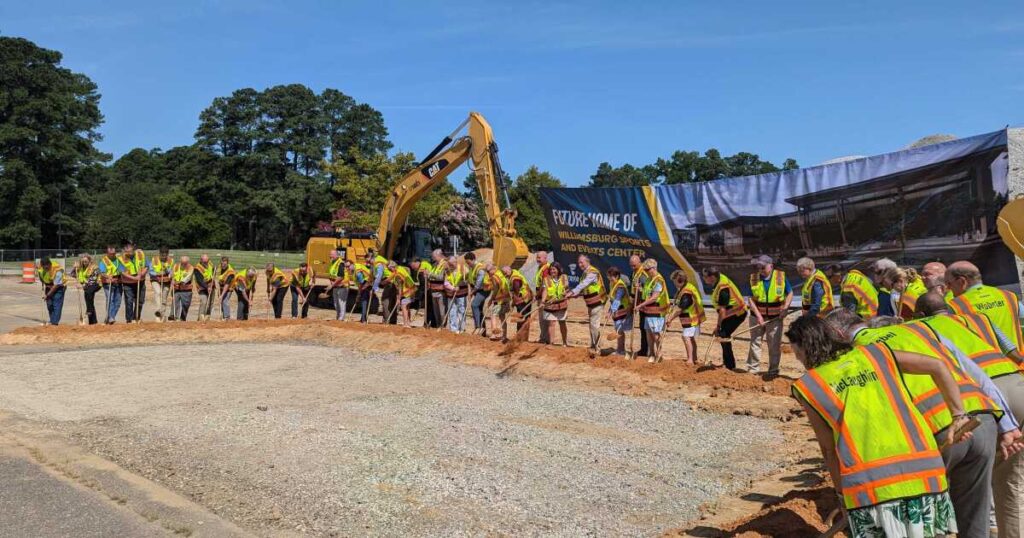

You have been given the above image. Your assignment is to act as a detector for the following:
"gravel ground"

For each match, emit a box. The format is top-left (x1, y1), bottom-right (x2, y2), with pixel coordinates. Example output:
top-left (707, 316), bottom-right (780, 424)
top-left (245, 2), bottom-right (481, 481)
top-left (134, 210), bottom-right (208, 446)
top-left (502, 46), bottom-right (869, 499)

top-left (0, 343), bottom-right (783, 536)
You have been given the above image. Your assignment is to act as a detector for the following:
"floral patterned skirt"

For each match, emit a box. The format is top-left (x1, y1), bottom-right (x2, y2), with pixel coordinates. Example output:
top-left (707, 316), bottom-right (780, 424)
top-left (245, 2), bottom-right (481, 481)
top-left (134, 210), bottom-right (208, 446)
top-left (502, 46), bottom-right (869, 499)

top-left (848, 492), bottom-right (957, 538)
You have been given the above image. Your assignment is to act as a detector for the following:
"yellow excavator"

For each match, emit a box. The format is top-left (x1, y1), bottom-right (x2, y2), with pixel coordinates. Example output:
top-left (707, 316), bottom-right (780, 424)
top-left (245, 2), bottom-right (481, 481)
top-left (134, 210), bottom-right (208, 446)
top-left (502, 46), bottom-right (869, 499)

top-left (305, 112), bottom-right (529, 289)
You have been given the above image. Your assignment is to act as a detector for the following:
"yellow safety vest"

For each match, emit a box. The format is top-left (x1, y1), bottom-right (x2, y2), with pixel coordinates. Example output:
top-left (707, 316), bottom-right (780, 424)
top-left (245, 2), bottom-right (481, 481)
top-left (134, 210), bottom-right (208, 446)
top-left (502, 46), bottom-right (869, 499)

top-left (118, 252), bottom-right (146, 277)
top-left (327, 258), bottom-right (344, 279)
top-left (491, 270), bottom-right (511, 303)
top-left (749, 269), bottom-right (787, 317)
top-left (291, 269), bottom-right (312, 288)
top-left (76, 264), bottom-right (97, 285)
top-left (842, 269), bottom-right (879, 319)
top-left (217, 264), bottom-right (236, 286)
top-left (853, 325), bottom-right (1002, 434)
top-left (631, 266), bottom-right (647, 295)
top-left (467, 262), bottom-right (484, 290)
top-left (581, 266), bottom-right (606, 306)
top-left (195, 262), bottom-right (214, 282)
top-left (713, 274), bottom-right (747, 319)
top-left (172, 264), bottom-right (194, 290)
top-left (509, 269), bottom-right (532, 304)
top-left (37, 262), bottom-right (63, 285)
top-left (352, 263), bottom-right (372, 288)
top-left (793, 343), bottom-right (948, 509)
top-left (101, 255), bottom-right (120, 278)
top-left (393, 266), bottom-right (417, 298)
top-left (445, 265), bottom-right (468, 297)
top-left (267, 268), bottom-right (288, 288)
top-left (609, 277), bottom-right (632, 319)
top-left (641, 273), bottom-right (669, 316)
top-left (534, 262), bottom-right (551, 291)
top-left (921, 313), bottom-right (1023, 380)
top-left (151, 256), bottom-right (173, 280)
top-left (543, 274), bottom-right (567, 311)
top-left (949, 285), bottom-right (1023, 354)
top-left (676, 282), bottom-right (706, 327)
top-left (801, 269), bottom-right (835, 316)
top-left (900, 277), bottom-right (928, 317)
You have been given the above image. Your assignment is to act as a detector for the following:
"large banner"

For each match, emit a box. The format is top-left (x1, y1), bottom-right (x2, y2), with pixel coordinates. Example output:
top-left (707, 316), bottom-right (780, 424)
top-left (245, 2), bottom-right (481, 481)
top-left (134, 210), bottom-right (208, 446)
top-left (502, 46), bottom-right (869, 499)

top-left (541, 129), bottom-right (1019, 296)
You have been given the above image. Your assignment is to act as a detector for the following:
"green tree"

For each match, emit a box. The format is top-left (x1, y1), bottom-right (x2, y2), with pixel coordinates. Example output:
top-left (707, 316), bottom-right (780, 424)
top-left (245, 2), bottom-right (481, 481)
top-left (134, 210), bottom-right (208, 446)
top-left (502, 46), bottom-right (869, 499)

top-left (589, 162), bottom-right (659, 187)
top-left (510, 166), bottom-right (563, 250)
top-left (0, 37), bottom-right (108, 248)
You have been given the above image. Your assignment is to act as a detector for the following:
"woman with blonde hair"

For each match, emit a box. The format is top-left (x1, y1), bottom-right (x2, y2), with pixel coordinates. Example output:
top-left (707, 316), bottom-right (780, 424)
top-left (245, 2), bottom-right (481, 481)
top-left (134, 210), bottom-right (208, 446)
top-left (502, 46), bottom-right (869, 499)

top-left (665, 269), bottom-right (704, 364)
top-left (540, 262), bottom-right (570, 346)
top-left (74, 254), bottom-right (101, 325)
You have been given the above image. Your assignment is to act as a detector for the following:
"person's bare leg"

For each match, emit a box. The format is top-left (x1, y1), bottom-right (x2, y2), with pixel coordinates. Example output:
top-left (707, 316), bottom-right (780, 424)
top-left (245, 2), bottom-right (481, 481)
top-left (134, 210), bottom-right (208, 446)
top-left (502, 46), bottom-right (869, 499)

top-left (559, 321), bottom-right (568, 346)
top-left (616, 333), bottom-right (626, 354)
top-left (683, 336), bottom-right (696, 364)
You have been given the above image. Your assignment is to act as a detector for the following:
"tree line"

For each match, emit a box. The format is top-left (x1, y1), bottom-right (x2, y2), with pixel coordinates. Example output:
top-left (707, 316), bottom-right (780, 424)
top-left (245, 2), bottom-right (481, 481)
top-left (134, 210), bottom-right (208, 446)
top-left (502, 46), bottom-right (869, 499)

top-left (0, 36), bottom-right (798, 253)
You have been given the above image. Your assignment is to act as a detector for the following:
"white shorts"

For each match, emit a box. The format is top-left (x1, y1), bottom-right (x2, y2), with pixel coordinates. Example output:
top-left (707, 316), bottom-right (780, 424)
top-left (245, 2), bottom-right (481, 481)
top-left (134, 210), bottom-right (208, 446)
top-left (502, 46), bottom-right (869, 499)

top-left (401, 298), bottom-right (413, 306)
top-left (680, 326), bottom-right (699, 338)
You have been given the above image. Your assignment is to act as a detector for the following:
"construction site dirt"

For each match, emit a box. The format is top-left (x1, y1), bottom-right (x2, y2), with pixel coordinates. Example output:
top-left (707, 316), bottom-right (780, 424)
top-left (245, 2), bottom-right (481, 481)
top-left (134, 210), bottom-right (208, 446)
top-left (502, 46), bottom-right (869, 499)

top-left (0, 277), bottom-right (839, 536)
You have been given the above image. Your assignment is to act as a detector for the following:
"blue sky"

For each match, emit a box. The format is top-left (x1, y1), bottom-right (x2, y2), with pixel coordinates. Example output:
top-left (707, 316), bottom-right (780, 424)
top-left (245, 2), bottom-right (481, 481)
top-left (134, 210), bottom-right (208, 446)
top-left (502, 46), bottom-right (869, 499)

top-left (3, 1), bottom-right (1022, 186)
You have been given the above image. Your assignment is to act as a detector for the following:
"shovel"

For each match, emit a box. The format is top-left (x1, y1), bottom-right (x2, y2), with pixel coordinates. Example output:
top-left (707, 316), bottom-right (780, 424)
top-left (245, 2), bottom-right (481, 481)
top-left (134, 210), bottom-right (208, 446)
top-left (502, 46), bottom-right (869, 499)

top-left (819, 507), bottom-right (847, 538)
top-left (625, 285), bottom-right (641, 360)
top-left (76, 284), bottom-right (86, 325)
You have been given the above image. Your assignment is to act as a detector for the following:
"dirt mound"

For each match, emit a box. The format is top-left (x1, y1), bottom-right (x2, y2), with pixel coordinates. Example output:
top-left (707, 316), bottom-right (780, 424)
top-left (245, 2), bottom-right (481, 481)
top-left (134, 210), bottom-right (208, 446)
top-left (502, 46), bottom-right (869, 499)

top-left (3, 320), bottom-right (800, 419)
top-left (717, 485), bottom-right (841, 538)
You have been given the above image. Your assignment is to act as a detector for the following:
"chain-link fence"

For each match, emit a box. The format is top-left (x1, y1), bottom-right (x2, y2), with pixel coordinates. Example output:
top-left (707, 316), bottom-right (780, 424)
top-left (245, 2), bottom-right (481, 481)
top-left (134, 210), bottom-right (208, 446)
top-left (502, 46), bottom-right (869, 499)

top-left (0, 248), bottom-right (305, 276)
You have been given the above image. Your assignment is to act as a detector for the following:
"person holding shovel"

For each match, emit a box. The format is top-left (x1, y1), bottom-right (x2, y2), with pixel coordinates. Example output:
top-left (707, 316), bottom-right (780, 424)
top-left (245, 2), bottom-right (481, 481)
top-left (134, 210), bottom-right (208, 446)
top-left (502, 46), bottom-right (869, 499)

top-left (605, 267), bottom-right (632, 356)
top-left (289, 262), bottom-right (314, 319)
top-left (391, 262), bottom-right (418, 328)
top-left (634, 259), bottom-right (669, 363)
top-left (665, 269), bottom-right (705, 365)
top-left (540, 262), bottom-right (570, 346)
top-left (265, 263), bottom-right (289, 319)
top-left (234, 266), bottom-right (255, 320)
top-left (701, 267), bottom-right (748, 370)
top-left (746, 255), bottom-right (792, 377)
top-left (443, 256), bottom-right (468, 333)
top-left (99, 245), bottom-right (122, 324)
top-left (508, 266), bottom-right (534, 338)
top-left (486, 263), bottom-right (512, 342)
top-left (150, 247), bottom-right (174, 321)
top-left (171, 256), bottom-right (195, 321)
top-left (117, 241), bottom-right (148, 324)
top-left (37, 256), bottom-right (66, 326)
top-left (194, 254), bottom-right (215, 321)
top-left (567, 254), bottom-right (607, 356)
top-left (325, 251), bottom-right (347, 320)
top-left (74, 254), bottom-right (100, 325)
top-left (465, 252), bottom-right (490, 336)
top-left (217, 257), bottom-right (236, 320)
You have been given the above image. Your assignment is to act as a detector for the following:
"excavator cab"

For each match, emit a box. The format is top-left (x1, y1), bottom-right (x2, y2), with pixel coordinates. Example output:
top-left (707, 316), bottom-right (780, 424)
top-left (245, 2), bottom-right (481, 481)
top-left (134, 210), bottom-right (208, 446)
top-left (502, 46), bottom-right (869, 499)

top-left (392, 226), bottom-right (434, 265)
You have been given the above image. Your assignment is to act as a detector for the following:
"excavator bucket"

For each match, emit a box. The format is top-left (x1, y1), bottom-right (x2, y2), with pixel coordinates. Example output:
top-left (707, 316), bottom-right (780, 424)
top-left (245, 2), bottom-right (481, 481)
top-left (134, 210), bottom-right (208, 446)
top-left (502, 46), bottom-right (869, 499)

top-left (493, 236), bottom-right (529, 270)
top-left (998, 197), bottom-right (1024, 260)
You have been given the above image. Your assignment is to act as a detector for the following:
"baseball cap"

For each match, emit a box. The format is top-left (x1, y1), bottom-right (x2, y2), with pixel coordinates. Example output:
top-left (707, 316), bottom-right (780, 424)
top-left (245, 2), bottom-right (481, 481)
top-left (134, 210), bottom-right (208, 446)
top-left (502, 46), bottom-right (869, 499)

top-left (750, 255), bottom-right (773, 266)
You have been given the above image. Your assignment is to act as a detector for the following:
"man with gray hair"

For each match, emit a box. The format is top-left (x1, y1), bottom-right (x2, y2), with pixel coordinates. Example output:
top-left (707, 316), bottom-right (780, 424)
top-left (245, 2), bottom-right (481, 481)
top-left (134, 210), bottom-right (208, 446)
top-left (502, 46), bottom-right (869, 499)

top-left (795, 257), bottom-right (833, 318)
top-left (567, 254), bottom-right (606, 355)
top-left (171, 255), bottom-right (194, 321)
top-left (745, 255), bottom-right (792, 376)
top-left (873, 257), bottom-right (898, 317)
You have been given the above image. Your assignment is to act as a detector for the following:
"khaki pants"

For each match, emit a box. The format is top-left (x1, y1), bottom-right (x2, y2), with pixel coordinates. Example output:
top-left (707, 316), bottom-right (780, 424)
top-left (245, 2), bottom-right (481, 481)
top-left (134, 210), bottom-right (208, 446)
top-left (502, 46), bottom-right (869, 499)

top-left (151, 281), bottom-right (171, 319)
top-left (746, 316), bottom-right (783, 374)
top-left (586, 304), bottom-right (602, 350)
top-left (994, 374), bottom-right (1024, 538)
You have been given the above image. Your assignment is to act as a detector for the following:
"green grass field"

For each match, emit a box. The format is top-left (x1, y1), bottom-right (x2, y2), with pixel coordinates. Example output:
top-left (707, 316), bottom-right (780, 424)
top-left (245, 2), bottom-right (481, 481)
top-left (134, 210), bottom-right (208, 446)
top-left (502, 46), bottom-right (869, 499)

top-left (0, 249), bottom-right (306, 276)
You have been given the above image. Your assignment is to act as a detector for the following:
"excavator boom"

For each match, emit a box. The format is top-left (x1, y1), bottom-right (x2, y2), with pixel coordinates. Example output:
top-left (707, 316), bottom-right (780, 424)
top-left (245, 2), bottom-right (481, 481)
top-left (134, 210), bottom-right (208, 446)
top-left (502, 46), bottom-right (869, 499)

top-left (375, 112), bottom-right (528, 268)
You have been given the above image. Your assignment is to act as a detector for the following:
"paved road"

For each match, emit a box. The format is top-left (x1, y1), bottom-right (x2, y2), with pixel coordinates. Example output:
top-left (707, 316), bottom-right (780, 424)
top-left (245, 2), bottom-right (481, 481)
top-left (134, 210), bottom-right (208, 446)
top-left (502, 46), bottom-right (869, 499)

top-left (0, 445), bottom-right (169, 537)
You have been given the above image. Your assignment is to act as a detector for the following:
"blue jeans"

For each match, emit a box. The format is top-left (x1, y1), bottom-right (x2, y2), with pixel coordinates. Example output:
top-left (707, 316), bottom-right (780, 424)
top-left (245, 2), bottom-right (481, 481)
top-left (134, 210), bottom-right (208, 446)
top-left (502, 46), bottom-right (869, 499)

top-left (45, 286), bottom-right (65, 325)
top-left (471, 291), bottom-right (487, 332)
top-left (291, 286), bottom-right (311, 318)
top-left (104, 284), bottom-right (122, 323)
top-left (122, 283), bottom-right (141, 322)
top-left (448, 296), bottom-right (467, 332)
top-left (220, 291), bottom-right (232, 319)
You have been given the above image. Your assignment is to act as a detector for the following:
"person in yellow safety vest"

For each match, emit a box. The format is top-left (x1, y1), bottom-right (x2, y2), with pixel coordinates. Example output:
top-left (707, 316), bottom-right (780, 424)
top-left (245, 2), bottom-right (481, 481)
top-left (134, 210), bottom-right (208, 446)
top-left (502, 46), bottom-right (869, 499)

top-left (264, 263), bottom-right (289, 319)
top-left (746, 255), bottom-right (793, 377)
top-left (425, 249), bottom-right (448, 330)
top-left (629, 254), bottom-right (651, 358)
top-left (390, 262), bottom-right (418, 328)
top-left (150, 247), bottom-right (174, 321)
top-left (605, 267), bottom-right (633, 356)
top-left (289, 262), bottom-right (314, 319)
top-left (366, 250), bottom-right (396, 325)
top-left (464, 252), bottom-right (490, 336)
top-left (216, 257), bottom-right (236, 321)
top-left (351, 259), bottom-right (372, 323)
top-left (233, 266), bottom-right (255, 321)
top-left (946, 261), bottom-right (1024, 366)
top-left (533, 251), bottom-right (552, 345)
top-left (507, 266), bottom-right (534, 338)
top-left (841, 265), bottom-right (879, 319)
top-left (871, 258), bottom-right (900, 318)
top-left (37, 256), bottom-right (66, 326)
top-left (98, 245), bottom-right (122, 324)
top-left (901, 270), bottom-right (928, 319)
top-left (566, 254), bottom-right (607, 356)
top-left (916, 289), bottom-right (1024, 537)
top-left (701, 266), bottom-right (748, 371)
top-left (788, 316), bottom-right (968, 537)
top-left (117, 240), bottom-right (148, 324)
top-left (666, 269), bottom-right (705, 365)
top-left (877, 266), bottom-right (920, 320)
top-left (635, 258), bottom-right (669, 364)
top-left (827, 305), bottom-right (1024, 537)
top-left (921, 261), bottom-right (954, 300)
top-left (486, 262), bottom-right (512, 342)
top-left (945, 262), bottom-right (1024, 537)
top-left (796, 257), bottom-right (834, 318)
top-left (171, 256), bottom-right (195, 322)
top-left (194, 254), bottom-right (215, 321)
top-left (441, 256), bottom-right (468, 333)
top-left (539, 262), bottom-right (569, 346)
top-left (324, 250), bottom-right (347, 321)
top-left (74, 254), bottom-right (101, 325)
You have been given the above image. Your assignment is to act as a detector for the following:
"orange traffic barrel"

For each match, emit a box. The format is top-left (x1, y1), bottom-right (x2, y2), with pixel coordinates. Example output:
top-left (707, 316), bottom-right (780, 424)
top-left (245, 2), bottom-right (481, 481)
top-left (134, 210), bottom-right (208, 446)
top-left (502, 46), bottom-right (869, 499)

top-left (21, 262), bottom-right (35, 283)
